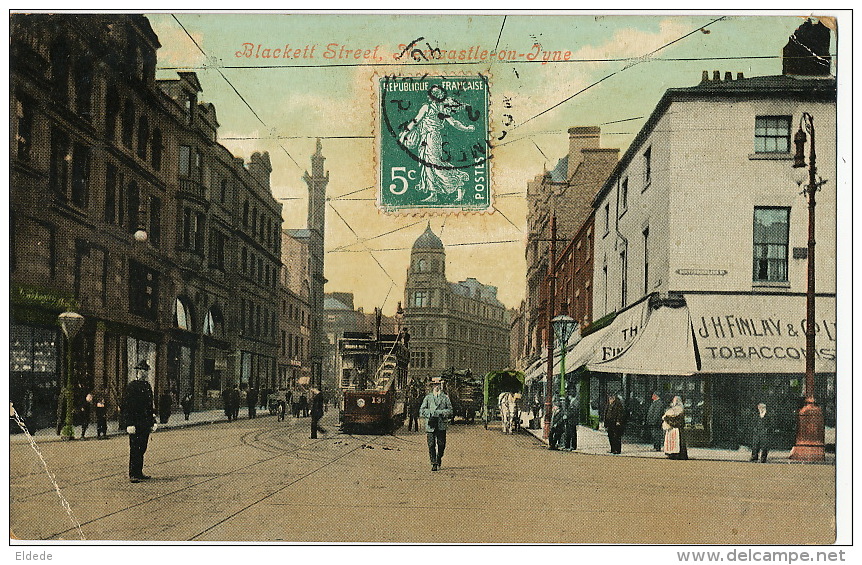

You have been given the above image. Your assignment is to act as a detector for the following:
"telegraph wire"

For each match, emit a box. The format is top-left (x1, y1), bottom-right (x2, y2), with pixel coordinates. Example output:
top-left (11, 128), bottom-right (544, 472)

top-left (327, 201), bottom-right (397, 286)
top-left (515, 15), bottom-right (728, 130)
top-left (171, 15), bottom-right (303, 171)
top-left (156, 53), bottom-right (802, 71)
top-left (328, 220), bottom-right (424, 252)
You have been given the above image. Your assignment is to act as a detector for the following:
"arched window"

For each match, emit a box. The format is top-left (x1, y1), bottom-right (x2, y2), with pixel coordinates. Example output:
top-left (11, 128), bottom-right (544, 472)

top-left (105, 90), bottom-right (120, 141)
top-left (151, 128), bottom-right (162, 170)
top-left (137, 115), bottom-right (149, 160)
top-left (417, 258), bottom-right (427, 272)
top-left (175, 297), bottom-right (192, 330)
top-left (122, 99), bottom-right (135, 148)
top-left (203, 306), bottom-right (223, 337)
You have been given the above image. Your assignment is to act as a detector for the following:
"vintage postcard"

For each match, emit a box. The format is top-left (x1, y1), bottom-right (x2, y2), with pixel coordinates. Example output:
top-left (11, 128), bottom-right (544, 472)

top-left (7, 9), bottom-right (850, 555)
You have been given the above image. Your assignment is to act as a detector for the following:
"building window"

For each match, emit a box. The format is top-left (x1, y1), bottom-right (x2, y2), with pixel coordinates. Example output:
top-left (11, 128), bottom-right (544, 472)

top-left (105, 91), bottom-right (120, 142)
top-left (179, 145), bottom-right (191, 177)
top-left (175, 297), bottom-right (192, 330)
top-left (619, 178), bottom-right (628, 215)
top-left (15, 94), bottom-right (33, 161)
top-left (755, 116), bottom-right (792, 153)
top-left (209, 229), bottom-right (226, 270)
top-left (220, 178), bottom-right (228, 203)
top-left (129, 261), bottom-right (158, 320)
top-left (50, 40), bottom-right (70, 101)
top-left (203, 307), bottom-right (223, 337)
top-left (243, 201), bottom-right (249, 227)
top-left (603, 203), bottom-right (610, 236)
top-left (122, 100), bottom-right (135, 148)
top-left (643, 146), bottom-right (652, 187)
top-left (127, 182), bottom-right (140, 235)
top-left (241, 246), bottom-right (247, 273)
top-left (620, 247), bottom-right (627, 308)
top-left (74, 56), bottom-right (93, 120)
top-left (643, 226), bottom-right (650, 294)
top-left (71, 144), bottom-right (91, 208)
top-left (414, 290), bottom-right (429, 307)
top-left (105, 164), bottom-right (117, 224)
top-left (753, 207), bottom-right (790, 282)
top-left (49, 128), bottom-right (70, 198)
top-left (149, 196), bottom-right (161, 246)
top-left (416, 258), bottom-right (427, 272)
top-left (151, 129), bottom-right (163, 171)
top-left (137, 116), bottom-right (149, 160)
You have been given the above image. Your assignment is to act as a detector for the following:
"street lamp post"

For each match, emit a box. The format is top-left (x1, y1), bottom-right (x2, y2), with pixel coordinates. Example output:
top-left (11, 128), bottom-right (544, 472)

top-left (58, 311), bottom-right (85, 440)
top-left (543, 215), bottom-right (557, 440)
top-left (790, 112), bottom-right (827, 462)
top-left (552, 313), bottom-right (578, 399)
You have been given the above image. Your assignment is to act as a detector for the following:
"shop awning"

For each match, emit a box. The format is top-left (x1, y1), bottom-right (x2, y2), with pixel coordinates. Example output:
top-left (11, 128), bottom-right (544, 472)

top-left (586, 305), bottom-right (699, 375)
top-left (684, 293), bottom-right (836, 374)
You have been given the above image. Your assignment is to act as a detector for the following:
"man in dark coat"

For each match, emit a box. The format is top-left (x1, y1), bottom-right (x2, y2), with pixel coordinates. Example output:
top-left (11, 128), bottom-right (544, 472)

top-left (298, 393), bottom-right (308, 418)
top-left (180, 392), bottom-right (193, 421)
top-left (247, 386), bottom-right (258, 419)
top-left (158, 390), bottom-right (172, 424)
top-left (123, 369), bottom-right (156, 483)
top-left (645, 392), bottom-right (666, 451)
top-left (750, 402), bottom-right (774, 463)
top-left (310, 388), bottom-right (326, 439)
top-left (604, 393), bottom-right (625, 454)
top-left (222, 387), bottom-right (233, 421)
top-left (230, 385), bottom-right (241, 420)
top-left (563, 394), bottom-right (578, 451)
top-left (548, 398), bottom-right (565, 450)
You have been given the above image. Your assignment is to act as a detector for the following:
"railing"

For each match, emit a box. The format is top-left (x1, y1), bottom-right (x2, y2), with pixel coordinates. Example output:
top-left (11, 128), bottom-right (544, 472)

top-left (179, 178), bottom-right (206, 199)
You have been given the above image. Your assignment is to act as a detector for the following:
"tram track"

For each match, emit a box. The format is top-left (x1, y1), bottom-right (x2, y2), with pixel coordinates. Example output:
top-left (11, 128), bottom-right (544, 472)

top-left (39, 423), bottom-right (389, 540)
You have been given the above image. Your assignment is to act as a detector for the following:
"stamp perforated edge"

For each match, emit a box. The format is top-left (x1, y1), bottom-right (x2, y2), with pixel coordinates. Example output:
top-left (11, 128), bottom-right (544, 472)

top-left (372, 68), bottom-right (498, 218)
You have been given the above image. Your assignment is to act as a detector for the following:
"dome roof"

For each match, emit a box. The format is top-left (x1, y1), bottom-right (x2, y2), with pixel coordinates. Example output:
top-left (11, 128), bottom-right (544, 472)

top-left (412, 224), bottom-right (443, 250)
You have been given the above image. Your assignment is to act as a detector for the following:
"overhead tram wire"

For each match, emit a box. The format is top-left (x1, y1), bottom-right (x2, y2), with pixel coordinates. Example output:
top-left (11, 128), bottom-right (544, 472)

top-left (514, 15), bottom-right (728, 130)
top-left (171, 15), bottom-right (302, 171)
top-left (155, 53), bottom-right (789, 71)
top-left (327, 200), bottom-right (398, 287)
top-left (328, 220), bottom-right (424, 253)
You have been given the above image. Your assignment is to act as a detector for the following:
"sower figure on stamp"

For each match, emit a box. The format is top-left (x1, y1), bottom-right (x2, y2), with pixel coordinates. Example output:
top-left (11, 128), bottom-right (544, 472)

top-left (420, 377), bottom-right (453, 471)
top-left (398, 85), bottom-right (475, 203)
top-left (123, 361), bottom-right (157, 483)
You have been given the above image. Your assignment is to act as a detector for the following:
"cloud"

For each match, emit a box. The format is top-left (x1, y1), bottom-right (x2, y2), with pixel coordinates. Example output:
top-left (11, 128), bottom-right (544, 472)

top-left (155, 24), bottom-right (206, 68)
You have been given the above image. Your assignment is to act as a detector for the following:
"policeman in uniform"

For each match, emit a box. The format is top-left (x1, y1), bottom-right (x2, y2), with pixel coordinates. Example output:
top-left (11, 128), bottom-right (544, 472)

top-left (123, 360), bottom-right (157, 483)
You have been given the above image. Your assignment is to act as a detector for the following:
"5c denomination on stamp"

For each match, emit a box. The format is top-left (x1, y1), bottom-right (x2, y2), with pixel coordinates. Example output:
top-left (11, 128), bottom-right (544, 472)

top-left (378, 75), bottom-right (490, 212)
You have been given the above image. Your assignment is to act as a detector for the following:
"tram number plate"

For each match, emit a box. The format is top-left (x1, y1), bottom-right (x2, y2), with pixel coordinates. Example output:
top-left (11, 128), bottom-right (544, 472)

top-left (370, 397), bottom-right (385, 404)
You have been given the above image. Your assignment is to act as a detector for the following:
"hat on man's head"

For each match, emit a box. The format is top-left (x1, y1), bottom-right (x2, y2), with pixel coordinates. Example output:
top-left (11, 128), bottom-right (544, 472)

top-left (430, 377), bottom-right (444, 384)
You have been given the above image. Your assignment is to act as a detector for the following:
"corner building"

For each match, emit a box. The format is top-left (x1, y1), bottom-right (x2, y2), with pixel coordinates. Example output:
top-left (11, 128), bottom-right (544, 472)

top-left (403, 225), bottom-right (510, 382)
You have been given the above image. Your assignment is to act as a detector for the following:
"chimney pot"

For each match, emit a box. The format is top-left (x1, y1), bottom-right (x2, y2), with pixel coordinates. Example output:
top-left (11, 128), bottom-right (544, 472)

top-left (737, 72), bottom-right (745, 80)
top-left (713, 70), bottom-right (720, 81)
top-left (724, 71), bottom-right (733, 81)
top-left (702, 70), bottom-right (709, 82)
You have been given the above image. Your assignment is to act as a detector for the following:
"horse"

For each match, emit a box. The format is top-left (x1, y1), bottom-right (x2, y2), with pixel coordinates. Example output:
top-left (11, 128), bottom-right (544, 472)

top-left (498, 391), bottom-right (519, 434)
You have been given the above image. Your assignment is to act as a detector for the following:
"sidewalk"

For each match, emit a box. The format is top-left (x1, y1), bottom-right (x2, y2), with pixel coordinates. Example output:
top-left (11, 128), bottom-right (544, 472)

top-left (522, 422), bottom-right (836, 464)
top-left (10, 407), bottom-right (276, 444)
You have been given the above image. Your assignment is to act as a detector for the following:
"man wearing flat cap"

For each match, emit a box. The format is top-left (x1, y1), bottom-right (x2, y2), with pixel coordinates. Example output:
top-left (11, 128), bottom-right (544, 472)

top-left (123, 360), bottom-right (157, 483)
top-left (645, 391), bottom-right (666, 451)
top-left (419, 377), bottom-right (453, 471)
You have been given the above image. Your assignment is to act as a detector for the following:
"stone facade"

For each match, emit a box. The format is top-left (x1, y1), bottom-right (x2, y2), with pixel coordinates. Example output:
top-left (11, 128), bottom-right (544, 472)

top-left (404, 226), bottom-right (510, 381)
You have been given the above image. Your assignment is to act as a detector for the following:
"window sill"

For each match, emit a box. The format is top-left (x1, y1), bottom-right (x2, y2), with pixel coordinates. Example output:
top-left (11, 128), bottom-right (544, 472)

top-left (752, 281), bottom-right (791, 289)
top-left (748, 152), bottom-right (793, 161)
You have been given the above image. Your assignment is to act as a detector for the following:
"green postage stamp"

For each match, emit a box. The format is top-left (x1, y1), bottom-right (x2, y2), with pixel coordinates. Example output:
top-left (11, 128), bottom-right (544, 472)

top-left (378, 75), bottom-right (491, 212)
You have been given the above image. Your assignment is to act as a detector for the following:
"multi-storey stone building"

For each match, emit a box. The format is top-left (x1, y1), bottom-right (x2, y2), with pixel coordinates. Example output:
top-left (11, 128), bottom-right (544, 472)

top-left (10, 14), bottom-right (281, 429)
top-left (404, 225), bottom-right (510, 381)
top-left (278, 229), bottom-right (311, 391)
top-left (516, 127), bottom-right (618, 378)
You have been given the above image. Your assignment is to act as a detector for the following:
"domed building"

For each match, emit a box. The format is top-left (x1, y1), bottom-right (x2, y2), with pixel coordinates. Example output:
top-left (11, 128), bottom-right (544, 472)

top-left (404, 224), bottom-right (511, 382)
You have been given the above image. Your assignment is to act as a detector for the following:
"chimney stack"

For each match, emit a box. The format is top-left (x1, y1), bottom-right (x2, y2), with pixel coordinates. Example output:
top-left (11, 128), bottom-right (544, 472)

top-left (566, 126), bottom-right (601, 180)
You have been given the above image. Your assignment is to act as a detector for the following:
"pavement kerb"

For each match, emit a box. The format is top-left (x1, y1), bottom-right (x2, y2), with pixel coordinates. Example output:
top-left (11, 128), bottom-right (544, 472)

top-left (9, 409), bottom-right (284, 445)
top-left (519, 423), bottom-right (836, 465)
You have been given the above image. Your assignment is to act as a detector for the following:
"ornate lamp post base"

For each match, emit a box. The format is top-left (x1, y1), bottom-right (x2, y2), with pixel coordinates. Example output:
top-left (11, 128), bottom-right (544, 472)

top-left (789, 399), bottom-right (825, 461)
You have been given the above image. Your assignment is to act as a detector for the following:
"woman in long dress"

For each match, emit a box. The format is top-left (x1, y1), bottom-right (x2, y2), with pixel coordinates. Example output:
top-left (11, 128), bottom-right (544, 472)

top-left (662, 396), bottom-right (688, 460)
top-left (398, 85), bottom-right (475, 203)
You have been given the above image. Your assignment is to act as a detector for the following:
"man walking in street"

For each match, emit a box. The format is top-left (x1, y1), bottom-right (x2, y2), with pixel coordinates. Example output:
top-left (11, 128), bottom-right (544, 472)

top-left (645, 391), bottom-right (665, 451)
top-left (420, 377), bottom-right (453, 471)
top-left (123, 362), bottom-right (157, 483)
top-left (231, 385), bottom-right (241, 421)
top-left (247, 386), bottom-right (258, 419)
top-left (563, 394), bottom-right (578, 451)
top-left (310, 388), bottom-right (327, 438)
